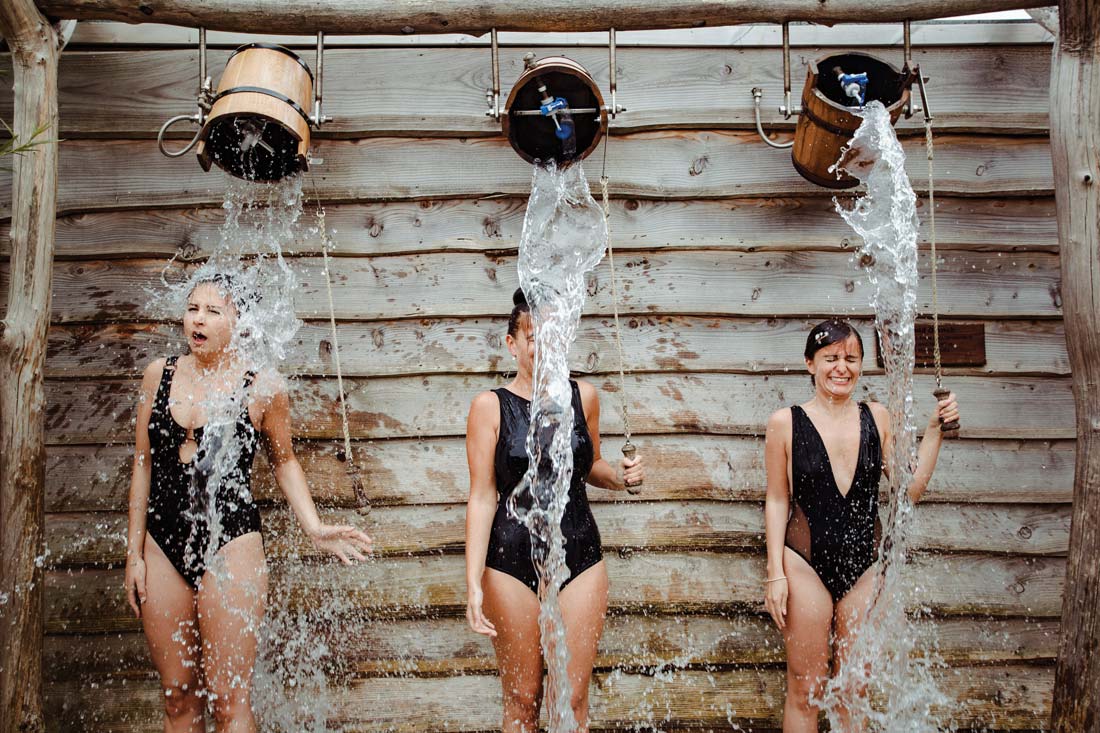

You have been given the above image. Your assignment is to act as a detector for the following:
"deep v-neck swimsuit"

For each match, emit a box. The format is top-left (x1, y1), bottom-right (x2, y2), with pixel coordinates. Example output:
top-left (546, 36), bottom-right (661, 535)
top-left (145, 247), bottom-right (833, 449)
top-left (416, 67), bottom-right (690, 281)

top-left (485, 382), bottom-right (601, 594)
top-left (146, 356), bottom-right (262, 588)
top-left (785, 402), bottom-right (883, 601)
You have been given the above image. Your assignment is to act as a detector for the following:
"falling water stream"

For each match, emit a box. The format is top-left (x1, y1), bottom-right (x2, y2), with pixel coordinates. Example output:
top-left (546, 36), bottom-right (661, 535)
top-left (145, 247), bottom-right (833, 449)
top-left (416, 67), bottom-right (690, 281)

top-left (822, 100), bottom-right (954, 731)
top-left (511, 160), bottom-right (608, 731)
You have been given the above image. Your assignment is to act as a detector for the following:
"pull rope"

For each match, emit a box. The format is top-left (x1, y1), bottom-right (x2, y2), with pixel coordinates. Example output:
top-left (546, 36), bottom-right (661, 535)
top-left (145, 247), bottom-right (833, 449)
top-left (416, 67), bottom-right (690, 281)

top-left (925, 119), bottom-right (942, 388)
top-left (600, 140), bottom-right (642, 492)
top-left (309, 174), bottom-right (370, 509)
top-left (924, 117), bottom-right (959, 435)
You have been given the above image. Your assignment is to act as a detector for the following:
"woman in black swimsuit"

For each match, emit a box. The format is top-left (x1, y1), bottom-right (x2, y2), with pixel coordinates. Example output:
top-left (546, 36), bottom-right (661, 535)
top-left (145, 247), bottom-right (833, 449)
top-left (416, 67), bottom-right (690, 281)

top-left (123, 276), bottom-right (372, 732)
top-left (464, 289), bottom-right (644, 732)
top-left (763, 319), bottom-right (960, 733)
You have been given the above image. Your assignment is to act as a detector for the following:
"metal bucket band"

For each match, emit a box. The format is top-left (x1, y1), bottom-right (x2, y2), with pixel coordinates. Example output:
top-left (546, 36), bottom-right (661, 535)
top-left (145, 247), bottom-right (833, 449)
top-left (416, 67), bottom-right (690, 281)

top-left (228, 43), bottom-right (315, 83)
top-left (210, 85), bottom-right (314, 126)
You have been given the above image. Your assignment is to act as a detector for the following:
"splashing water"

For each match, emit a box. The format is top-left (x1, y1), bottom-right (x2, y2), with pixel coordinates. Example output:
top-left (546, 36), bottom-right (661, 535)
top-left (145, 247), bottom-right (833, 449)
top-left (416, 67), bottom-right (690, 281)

top-left (510, 161), bottom-right (607, 731)
top-left (823, 101), bottom-right (953, 731)
top-left (147, 175), bottom-right (348, 731)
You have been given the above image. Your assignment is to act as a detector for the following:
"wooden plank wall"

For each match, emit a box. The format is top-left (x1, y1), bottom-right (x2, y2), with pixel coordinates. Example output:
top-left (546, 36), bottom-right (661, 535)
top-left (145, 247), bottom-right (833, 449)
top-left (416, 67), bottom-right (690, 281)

top-left (1, 19), bottom-right (1068, 731)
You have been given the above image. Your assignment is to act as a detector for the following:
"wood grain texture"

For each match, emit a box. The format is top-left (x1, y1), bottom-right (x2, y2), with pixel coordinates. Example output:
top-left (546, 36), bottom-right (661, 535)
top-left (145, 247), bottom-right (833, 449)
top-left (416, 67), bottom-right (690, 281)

top-left (2, 250), bottom-right (1064, 324)
top-left (32, 0), bottom-right (1054, 34)
top-left (43, 501), bottom-right (1071, 568)
top-left (1, 196), bottom-right (1059, 261)
top-left (43, 436), bottom-right (1076, 512)
top-left (41, 664), bottom-right (1054, 731)
top-left (42, 317), bottom-right (1069, 379)
top-left (0, 133), bottom-right (1056, 218)
top-left (45, 553), bottom-right (1065, 635)
top-left (41, 372), bottom-right (1076, 445)
top-left (0, 46), bottom-right (1051, 138)
top-left (41, 615), bottom-right (1061, 681)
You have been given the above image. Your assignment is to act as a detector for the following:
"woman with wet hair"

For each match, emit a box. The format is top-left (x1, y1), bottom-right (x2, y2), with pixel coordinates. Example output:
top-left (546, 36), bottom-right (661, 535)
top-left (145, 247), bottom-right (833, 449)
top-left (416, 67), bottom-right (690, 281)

top-left (763, 318), bottom-right (960, 732)
top-left (123, 274), bottom-right (372, 732)
top-left (464, 287), bottom-right (644, 732)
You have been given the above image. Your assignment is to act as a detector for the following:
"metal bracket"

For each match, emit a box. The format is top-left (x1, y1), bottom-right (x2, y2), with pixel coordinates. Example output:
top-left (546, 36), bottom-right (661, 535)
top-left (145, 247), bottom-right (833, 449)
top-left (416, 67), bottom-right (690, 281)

top-left (606, 28), bottom-right (626, 119)
top-left (157, 27), bottom-right (213, 158)
top-left (778, 22), bottom-right (801, 119)
top-left (310, 31), bottom-right (333, 127)
top-left (902, 20), bottom-right (933, 120)
top-left (485, 28), bottom-right (502, 120)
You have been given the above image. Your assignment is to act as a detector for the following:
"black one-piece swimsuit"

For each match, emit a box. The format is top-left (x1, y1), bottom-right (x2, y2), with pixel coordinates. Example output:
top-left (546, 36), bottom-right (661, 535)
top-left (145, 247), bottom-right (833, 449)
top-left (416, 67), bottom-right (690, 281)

top-left (785, 402), bottom-right (883, 602)
top-left (146, 356), bottom-right (263, 588)
top-left (485, 381), bottom-right (602, 594)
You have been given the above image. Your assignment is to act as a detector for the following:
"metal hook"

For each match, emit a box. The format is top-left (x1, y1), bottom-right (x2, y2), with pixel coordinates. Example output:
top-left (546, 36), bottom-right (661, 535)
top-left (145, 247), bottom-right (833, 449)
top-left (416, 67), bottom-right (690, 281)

top-left (485, 28), bottom-right (502, 120)
top-left (311, 31), bottom-right (333, 127)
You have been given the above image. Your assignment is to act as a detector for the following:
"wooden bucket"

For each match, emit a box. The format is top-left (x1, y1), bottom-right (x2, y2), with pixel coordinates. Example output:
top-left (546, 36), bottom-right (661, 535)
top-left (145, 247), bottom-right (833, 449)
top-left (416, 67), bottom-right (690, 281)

top-left (197, 44), bottom-right (314, 182)
top-left (503, 56), bottom-right (607, 166)
top-left (792, 52), bottom-right (912, 189)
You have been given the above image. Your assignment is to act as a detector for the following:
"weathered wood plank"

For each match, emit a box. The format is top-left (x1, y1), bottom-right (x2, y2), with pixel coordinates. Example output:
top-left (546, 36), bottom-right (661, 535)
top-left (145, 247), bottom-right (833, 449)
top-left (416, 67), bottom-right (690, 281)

top-left (44, 436), bottom-right (1076, 513)
top-left (44, 502), bottom-right (1070, 568)
top-left (29, 0), bottom-right (1059, 35)
top-left (42, 664), bottom-right (1054, 732)
top-left (42, 317), bottom-right (1070, 379)
top-left (0, 133), bottom-right (1055, 218)
top-left (0, 196), bottom-right (1059, 261)
top-left (42, 373), bottom-right (1076, 445)
top-left (41, 615), bottom-right (1060, 682)
top-left (0, 46), bottom-right (1051, 138)
top-left (4, 250), bottom-right (1063, 324)
top-left (59, 19), bottom-right (1059, 48)
top-left (45, 553), bottom-right (1065, 634)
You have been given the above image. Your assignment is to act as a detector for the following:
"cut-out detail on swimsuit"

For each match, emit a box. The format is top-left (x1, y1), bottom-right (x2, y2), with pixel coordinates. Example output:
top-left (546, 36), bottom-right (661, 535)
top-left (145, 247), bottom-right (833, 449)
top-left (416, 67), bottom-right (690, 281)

top-left (146, 356), bottom-right (262, 588)
top-left (485, 381), bottom-right (602, 594)
top-left (785, 402), bottom-right (883, 602)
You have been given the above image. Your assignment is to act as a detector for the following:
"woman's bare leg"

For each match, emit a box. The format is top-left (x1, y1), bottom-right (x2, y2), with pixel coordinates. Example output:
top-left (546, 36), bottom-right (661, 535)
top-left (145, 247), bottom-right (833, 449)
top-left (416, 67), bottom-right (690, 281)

top-left (831, 566), bottom-right (878, 733)
top-left (141, 536), bottom-right (205, 733)
top-left (483, 568), bottom-right (544, 733)
top-left (558, 560), bottom-right (609, 733)
top-left (196, 532), bottom-right (267, 733)
top-left (781, 548), bottom-right (834, 733)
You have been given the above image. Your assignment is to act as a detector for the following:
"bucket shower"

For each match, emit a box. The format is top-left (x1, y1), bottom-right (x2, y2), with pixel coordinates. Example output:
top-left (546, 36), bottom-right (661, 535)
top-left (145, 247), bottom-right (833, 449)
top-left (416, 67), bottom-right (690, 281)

top-left (486, 28), bottom-right (626, 166)
top-left (751, 22), bottom-right (922, 189)
top-left (158, 30), bottom-right (333, 182)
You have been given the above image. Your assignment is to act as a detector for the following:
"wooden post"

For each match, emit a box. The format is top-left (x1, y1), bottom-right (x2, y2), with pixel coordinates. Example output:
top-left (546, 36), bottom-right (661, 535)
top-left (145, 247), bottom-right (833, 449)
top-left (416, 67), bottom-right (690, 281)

top-left (0, 2), bottom-right (59, 733)
top-left (34, 0), bottom-right (1051, 35)
top-left (1050, 2), bottom-right (1100, 731)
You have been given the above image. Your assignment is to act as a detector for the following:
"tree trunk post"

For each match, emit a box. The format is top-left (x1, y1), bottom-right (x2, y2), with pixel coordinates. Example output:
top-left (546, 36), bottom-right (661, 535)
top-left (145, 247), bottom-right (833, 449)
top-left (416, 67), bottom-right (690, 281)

top-left (34, 0), bottom-right (1052, 35)
top-left (0, 2), bottom-right (60, 732)
top-left (1050, 1), bottom-right (1100, 731)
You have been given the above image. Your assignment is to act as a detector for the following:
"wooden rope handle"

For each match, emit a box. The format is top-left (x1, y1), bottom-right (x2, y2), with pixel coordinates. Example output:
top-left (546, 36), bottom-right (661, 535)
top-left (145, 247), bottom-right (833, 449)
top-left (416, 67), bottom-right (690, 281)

top-left (932, 386), bottom-right (960, 436)
top-left (621, 441), bottom-right (643, 494)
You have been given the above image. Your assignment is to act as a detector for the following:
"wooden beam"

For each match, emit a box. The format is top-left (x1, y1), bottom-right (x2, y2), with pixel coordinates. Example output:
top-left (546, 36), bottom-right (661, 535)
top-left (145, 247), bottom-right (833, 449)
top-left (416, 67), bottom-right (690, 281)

top-left (0, 3), bottom-right (59, 733)
top-left (1050, 2), bottom-right (1100, 731)
top-left (32, 0), bottom-right (1050, 35)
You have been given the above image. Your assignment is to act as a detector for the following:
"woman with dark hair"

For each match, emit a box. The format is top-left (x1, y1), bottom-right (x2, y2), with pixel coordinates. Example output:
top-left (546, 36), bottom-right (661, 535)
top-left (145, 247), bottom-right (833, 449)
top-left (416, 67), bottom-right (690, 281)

top-left (123, 275), bottom-right (372, 732)
top-left (763, 319), bottom-right (960, 732)
top-left (464, 288), bottom-right (644, 732)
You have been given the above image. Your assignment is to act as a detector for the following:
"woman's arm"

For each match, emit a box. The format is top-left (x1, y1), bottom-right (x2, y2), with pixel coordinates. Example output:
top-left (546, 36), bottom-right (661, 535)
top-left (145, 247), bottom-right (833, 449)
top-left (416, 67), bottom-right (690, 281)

top-left (869, 392), bottom-right (959, 504)
top-left (763, 408), bottom-right (792, 630)
top-left (908, 391), bottom-right (959, 503)
top-left (258, 374), bottom-right (372, 564)
top-left (464, 391), bottom-right (499, 637)
top-left (578, 381), bottom-right (644, 491)
top-left (124, 359), bottom-right (163, 618)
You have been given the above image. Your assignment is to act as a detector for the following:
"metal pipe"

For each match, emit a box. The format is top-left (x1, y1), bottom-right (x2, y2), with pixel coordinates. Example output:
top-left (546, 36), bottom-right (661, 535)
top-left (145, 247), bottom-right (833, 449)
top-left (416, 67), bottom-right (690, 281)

top-left (781, 22), bottom-right (792, 119)
top-left (608, 27), bottom-right (624, 118)
top-left (752, 87), bottom-right (794, 149)
top-left (312, 31), bottom-right (331, 126)
top-left (486, 28), bottom-right (501, 119)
